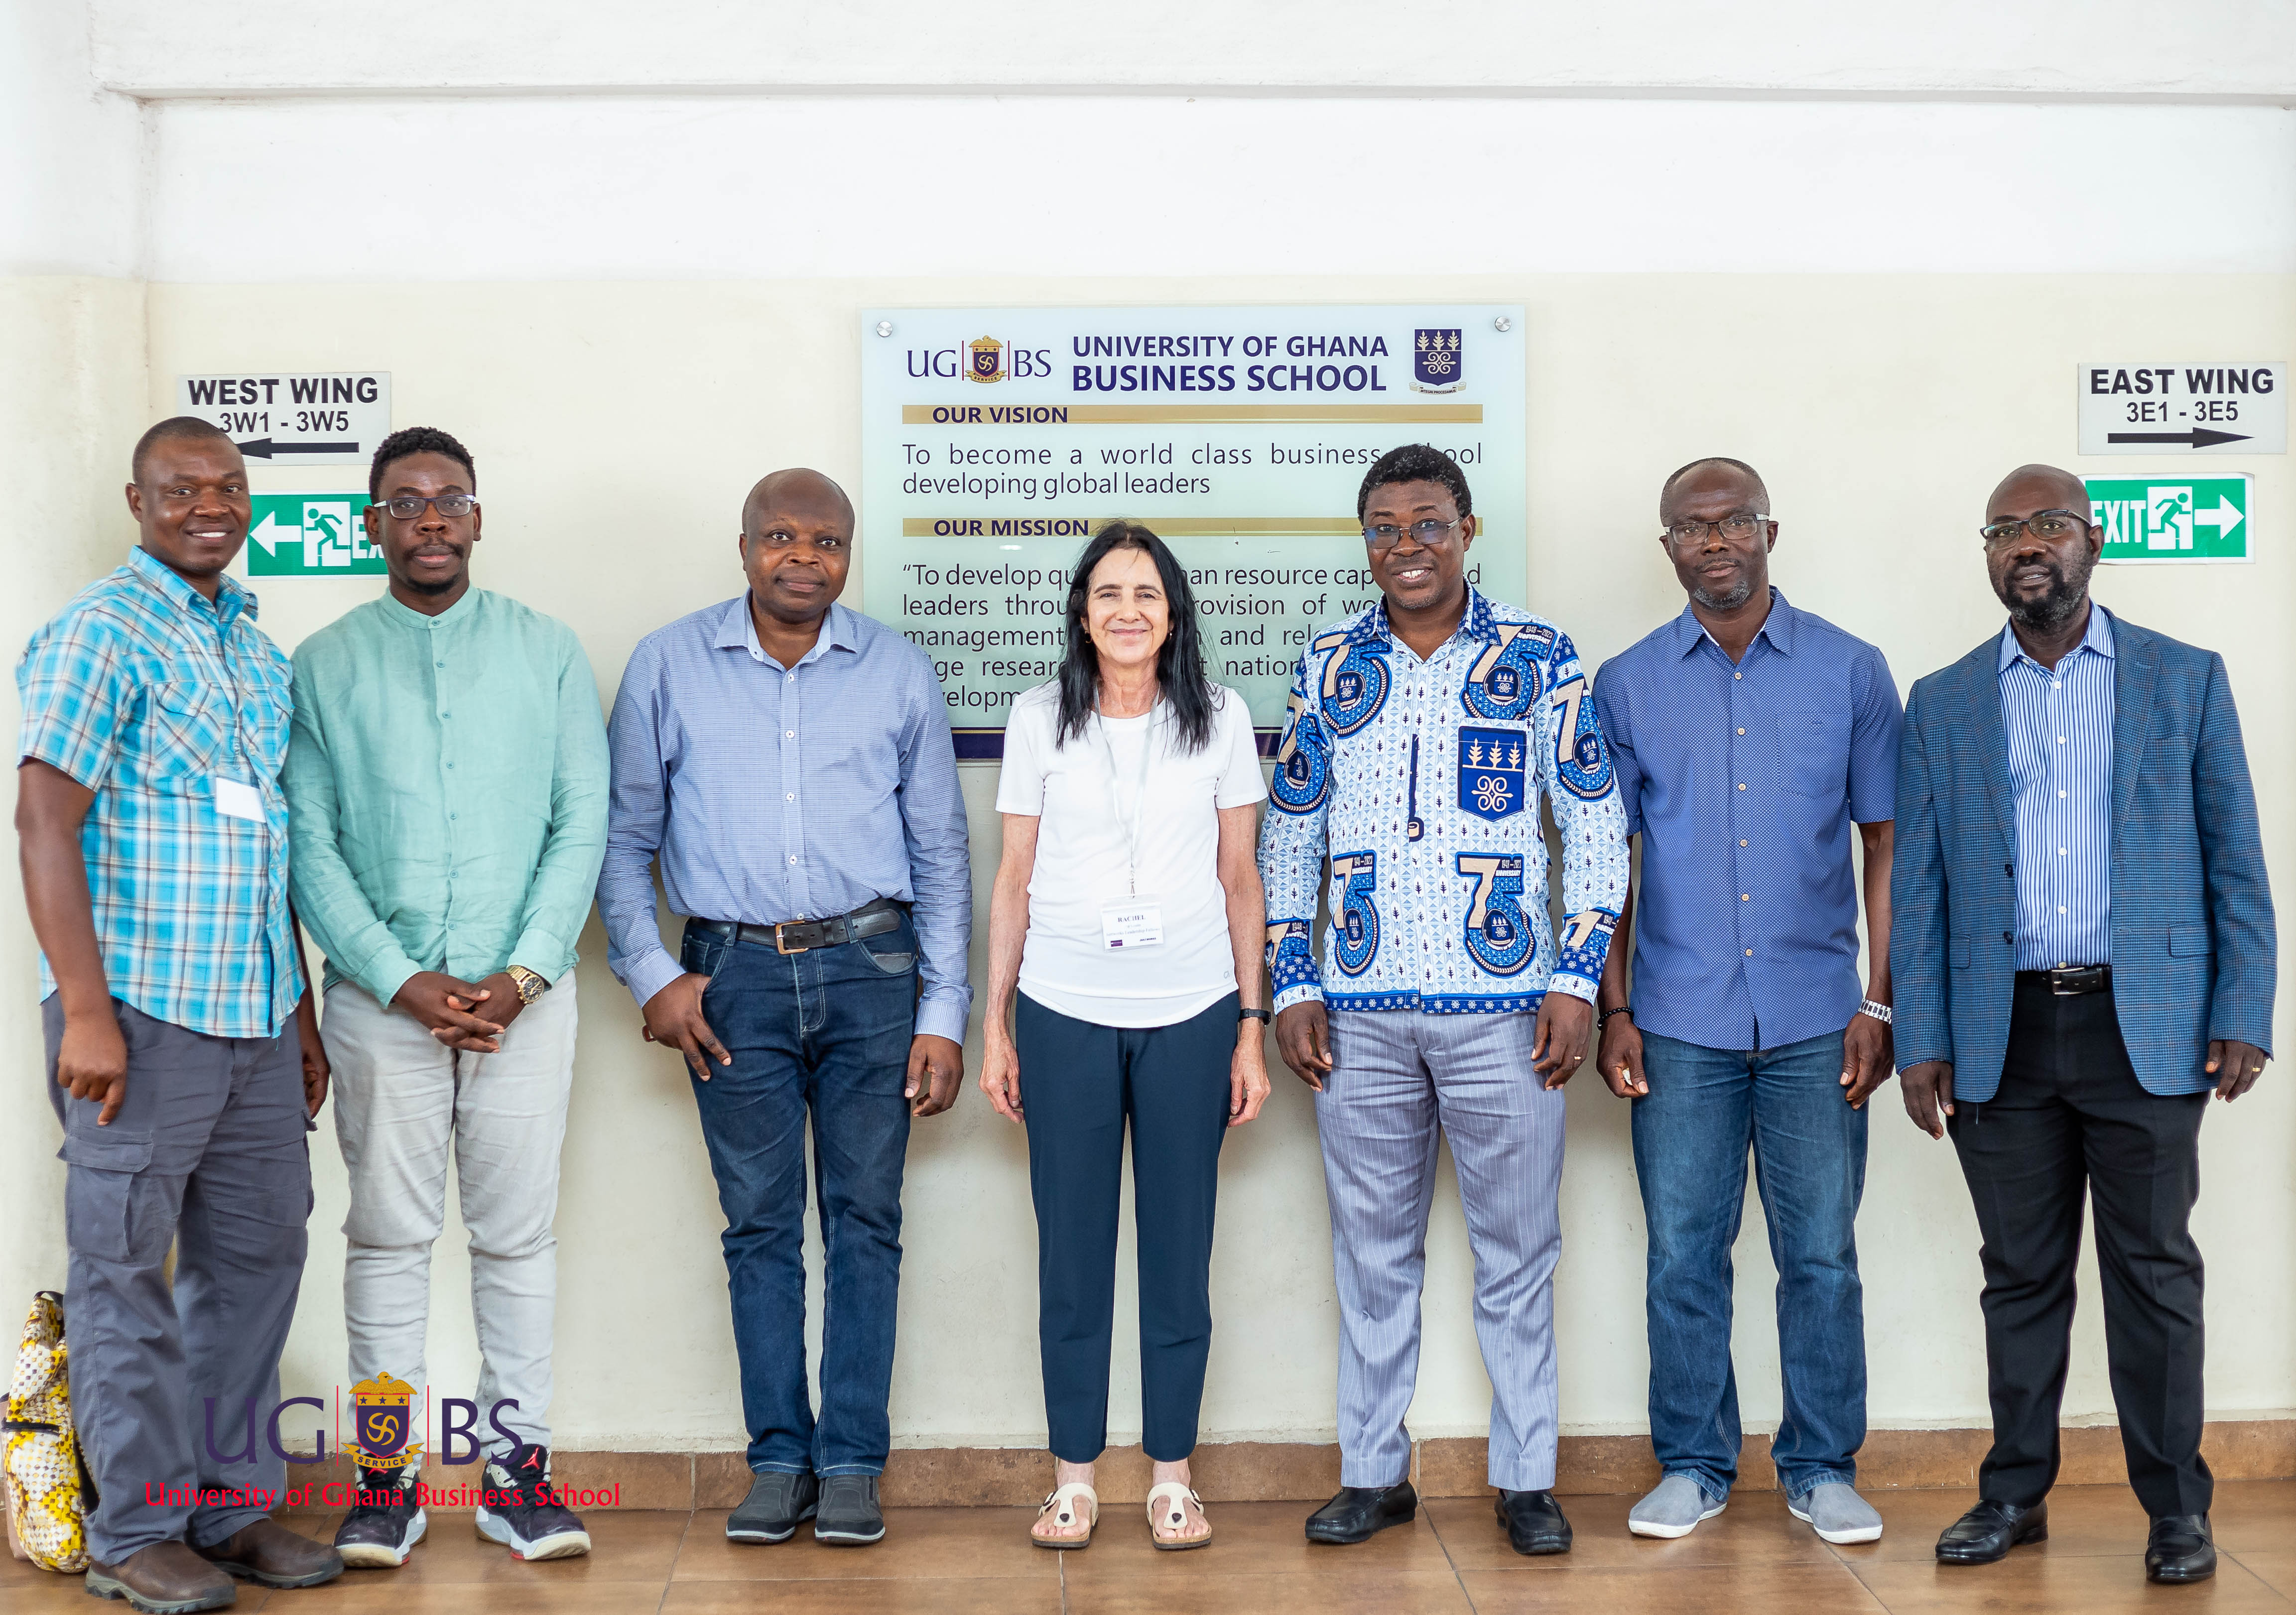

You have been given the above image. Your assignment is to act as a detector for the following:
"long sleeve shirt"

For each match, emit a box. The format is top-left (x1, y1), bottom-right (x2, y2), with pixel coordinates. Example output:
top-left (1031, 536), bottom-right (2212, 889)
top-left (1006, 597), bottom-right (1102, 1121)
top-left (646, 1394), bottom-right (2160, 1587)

top-left (1258, 587), bottom-right (1629, 1014)
top-left (283, 588), bottom-right (611, 1007)
top-left (1998, 606), bottom-right (2116, 970)
top-left (596, 598), bottom-right (974, 1042)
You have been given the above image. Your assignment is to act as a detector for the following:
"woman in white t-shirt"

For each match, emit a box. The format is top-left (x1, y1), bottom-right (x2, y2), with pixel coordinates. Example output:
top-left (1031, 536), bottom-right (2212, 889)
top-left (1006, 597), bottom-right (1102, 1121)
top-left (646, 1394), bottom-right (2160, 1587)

top-left (982, 522), bottom-right (1271, 1552)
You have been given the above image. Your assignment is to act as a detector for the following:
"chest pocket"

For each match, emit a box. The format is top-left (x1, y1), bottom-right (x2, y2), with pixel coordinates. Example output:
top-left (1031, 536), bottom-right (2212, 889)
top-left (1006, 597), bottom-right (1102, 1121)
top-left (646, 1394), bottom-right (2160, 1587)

top-left (1775, 709), bottom-right (1851, 800)
top-left (139, 681), bottom-right (230, 785)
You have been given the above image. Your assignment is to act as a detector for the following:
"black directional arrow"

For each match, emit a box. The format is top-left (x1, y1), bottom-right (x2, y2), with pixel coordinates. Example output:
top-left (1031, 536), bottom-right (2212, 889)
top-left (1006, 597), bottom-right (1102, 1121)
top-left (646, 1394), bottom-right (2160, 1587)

top-left (234, 438), bottom-right (361, 459)
top-left (2104, 427), bottom-right (2251, 448)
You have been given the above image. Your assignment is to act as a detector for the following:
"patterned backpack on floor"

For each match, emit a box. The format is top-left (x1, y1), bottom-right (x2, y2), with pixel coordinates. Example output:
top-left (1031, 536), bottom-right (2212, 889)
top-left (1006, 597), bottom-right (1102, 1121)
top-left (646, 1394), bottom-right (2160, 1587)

top-left (4, 1291), bottom-right (92, 1572)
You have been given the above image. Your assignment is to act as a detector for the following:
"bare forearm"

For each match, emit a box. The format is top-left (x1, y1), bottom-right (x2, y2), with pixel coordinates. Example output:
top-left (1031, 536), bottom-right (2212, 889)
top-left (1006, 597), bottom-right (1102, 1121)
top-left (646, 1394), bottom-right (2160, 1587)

top-left (984, 870), bottom-right (1029, 1036)
top-left (1858, 821), bottom-right (1894, 1003)
top-left (17, 769), bottom-right (110, 1014)
top-left (1597, 870), bottom-right (1637, 1014)
top-left (1223, 864), bottom-right (1267, 1012)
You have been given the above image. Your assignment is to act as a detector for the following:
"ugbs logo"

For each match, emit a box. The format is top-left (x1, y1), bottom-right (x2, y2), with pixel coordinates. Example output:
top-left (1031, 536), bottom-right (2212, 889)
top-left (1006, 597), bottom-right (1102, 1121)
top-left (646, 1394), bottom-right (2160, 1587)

top-left (1458, 726), bottom-right (1527, 821)
top-left (347, 1373), bottom-right (421, 1472)
top-left (1412, 328), bottom-right (1463, 394)
top-left (967, 336), bottom-right (1005, 383)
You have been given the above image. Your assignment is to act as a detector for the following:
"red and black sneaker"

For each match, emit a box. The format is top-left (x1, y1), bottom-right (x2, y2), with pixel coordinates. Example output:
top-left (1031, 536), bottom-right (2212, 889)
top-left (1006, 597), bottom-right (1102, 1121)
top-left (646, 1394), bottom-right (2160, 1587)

top-left (475, 1443), bottom-right (592, 1561)
top-left (335, 1464), bottom-right (426, 1568)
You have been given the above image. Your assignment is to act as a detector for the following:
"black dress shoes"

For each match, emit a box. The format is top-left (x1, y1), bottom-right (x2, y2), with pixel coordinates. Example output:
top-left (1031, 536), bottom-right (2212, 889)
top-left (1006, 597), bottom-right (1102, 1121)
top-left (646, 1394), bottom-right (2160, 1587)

top-left (1935, 1498), bottom-right (2048, 1564)
top-left (1305, 1481), bottom-right (1418, 1543)
top-left (2146, 1513), bottom-right (2215, 1584)
top-left (1496, 1489), bottom-right (1572, 1555)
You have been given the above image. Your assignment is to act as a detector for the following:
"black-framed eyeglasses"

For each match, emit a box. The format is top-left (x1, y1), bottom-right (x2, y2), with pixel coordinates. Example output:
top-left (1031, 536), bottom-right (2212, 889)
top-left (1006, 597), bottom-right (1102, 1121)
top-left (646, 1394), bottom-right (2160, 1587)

top-left (1980, 509), bottom-right (2090, 549)
top-left (1363, 518), bottom-right (1463, 550)
top-left (750, 529), bottom-right (847, 550)
top-left (1664, 512), bottom-right (1769, 547)
top-left (376, 494), bottom-right (478, 520)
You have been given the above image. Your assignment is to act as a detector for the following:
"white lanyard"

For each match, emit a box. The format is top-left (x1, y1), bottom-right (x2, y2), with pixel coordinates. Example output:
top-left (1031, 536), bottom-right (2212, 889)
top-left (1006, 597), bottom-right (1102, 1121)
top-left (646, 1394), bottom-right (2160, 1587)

top-left (1091, 705), bottom-right (1159, 898)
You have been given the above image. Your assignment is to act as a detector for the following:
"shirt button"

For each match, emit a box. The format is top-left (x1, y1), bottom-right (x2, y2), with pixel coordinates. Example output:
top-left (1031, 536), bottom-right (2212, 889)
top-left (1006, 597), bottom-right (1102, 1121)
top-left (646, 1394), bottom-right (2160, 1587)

top-left (435, 660), bottom-right (445, 669)
top-left (449, 813), bottom-right (457, 821)
top-left (1741, 893), bottom-right (1750, 901)
top-left (441, 712), bottom-right (451, 720)
top-left (1736, 783), bottom-right (1746, 791)
top-left (1745, 947), bottom-right (1754, 956)
top-left (446, 762), bottom-right (454, 770)
top-left (788, 855), bottom-right (799, 865)
top-left (2056, 736), bottom-right (2065, 744)
top-left (2058, 848), bottom-right (2066, 855)
top-left (1736, 727), bottom-right (1745, 736)
top-left (1734, 672), bottom-right (1742, 680)
top-left (786, 792), bottom-right (795, 801)
top-left (2058, 905), bottom-right (2066, 914)
top-left (1739, 839), bottom-right (1748, 847)
top-left (785, 730), bottom-right (795, 739)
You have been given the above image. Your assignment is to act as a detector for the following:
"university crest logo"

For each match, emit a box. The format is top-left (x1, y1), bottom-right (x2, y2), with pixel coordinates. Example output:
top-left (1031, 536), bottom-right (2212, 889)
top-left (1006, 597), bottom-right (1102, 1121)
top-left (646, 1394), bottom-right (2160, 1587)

top-left (346, 1373), bottom-right (422, 1471)
top-left (1458, 726), bottom-right (1528, 821)
top-left (967, 336), bottom-right (1006, 383)
top-left (1412, 328), bottom-right (1463, 393)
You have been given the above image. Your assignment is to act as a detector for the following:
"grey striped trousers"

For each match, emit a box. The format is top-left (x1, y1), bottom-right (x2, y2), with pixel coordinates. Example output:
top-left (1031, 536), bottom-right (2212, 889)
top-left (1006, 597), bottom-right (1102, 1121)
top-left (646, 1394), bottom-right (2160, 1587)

top-left (1318, 1008), bottom-right (1566, 1491)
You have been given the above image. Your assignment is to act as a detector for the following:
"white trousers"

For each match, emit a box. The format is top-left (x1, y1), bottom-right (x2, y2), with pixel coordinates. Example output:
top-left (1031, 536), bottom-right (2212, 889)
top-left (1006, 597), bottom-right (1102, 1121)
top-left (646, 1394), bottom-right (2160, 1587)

top-left (325, 978), bottom-right (578, 1456)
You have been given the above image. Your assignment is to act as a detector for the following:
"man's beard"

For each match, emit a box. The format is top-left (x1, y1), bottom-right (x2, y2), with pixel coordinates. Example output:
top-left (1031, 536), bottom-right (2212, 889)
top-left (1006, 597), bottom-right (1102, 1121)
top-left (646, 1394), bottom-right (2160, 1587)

top-left (1691, 575), bottom-right (1755, 612)
top-left (1997, 552), bottom-right (2096, 632)
top-left (399, 566), bottom-right (461, 596)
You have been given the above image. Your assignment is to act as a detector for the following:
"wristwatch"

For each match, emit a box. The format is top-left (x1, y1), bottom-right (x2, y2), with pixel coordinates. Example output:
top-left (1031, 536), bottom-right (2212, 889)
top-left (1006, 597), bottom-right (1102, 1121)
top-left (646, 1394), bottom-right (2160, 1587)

top-left (505, 965), bottom-right (550, 1006)
top-left (1858, 998), bottom-right (1892, 1025)
top-left (1239, 1006), bottom-right (1271, 1025)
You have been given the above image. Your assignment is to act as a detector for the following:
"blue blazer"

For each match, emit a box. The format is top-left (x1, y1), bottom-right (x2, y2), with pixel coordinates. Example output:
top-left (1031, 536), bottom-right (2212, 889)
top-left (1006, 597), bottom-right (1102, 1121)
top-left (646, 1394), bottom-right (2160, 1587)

top-left (1892, 613), bottom-right (2274, 1102)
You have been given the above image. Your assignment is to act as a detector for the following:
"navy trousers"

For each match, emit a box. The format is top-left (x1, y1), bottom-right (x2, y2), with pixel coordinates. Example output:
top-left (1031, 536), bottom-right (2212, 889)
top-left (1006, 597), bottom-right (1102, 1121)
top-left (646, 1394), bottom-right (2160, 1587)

top-left (1017, 991), bottom-right (1237, 1464)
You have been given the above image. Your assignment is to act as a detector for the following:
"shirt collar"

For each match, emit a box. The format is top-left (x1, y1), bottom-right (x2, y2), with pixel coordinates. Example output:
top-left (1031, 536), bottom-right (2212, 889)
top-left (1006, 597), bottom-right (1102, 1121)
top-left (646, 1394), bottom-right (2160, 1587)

top-left (128, 544), bottom-right (256, 629)
top-left (1363, 585), bottom-right (1498, 650)
top-left (717, 596), bottom-right (859, 665)
top-left (1997, 602), bottom-right (2116, 675)
top-left (377, 584), bottom-right (480, 630)
top-left (1668, 587), bottom-right (1794, 659)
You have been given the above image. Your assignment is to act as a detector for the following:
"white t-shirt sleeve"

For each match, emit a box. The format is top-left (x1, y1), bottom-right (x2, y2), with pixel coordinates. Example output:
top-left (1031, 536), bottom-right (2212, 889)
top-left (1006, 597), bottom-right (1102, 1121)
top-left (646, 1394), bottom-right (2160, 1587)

top-left (995, 686), bottom-right (1054, 816)
top-left (1211, 688), bottom-right (1270, 809)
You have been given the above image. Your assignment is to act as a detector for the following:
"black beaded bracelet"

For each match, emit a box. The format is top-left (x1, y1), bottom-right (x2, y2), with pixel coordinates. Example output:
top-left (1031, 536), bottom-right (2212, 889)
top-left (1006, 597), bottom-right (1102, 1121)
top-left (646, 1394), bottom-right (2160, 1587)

top-left (1598, 1006), bottom-right (1633, 1024)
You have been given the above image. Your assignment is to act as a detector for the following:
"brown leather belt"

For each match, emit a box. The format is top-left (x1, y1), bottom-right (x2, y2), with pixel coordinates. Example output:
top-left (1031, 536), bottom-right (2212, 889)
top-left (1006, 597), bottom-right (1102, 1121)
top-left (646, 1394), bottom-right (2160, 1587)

top-left (2018, 965), bottom-right (2111, 996)
top-left (692, 898), bottom-right (904, 956)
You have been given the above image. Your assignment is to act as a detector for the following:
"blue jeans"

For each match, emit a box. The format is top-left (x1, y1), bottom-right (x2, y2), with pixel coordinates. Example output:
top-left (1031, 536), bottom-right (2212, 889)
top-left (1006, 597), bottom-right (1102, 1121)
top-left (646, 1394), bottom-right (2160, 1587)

top-left (680, 914), bottom-right (920, 1477)
top-left (1633, 1028), bottom-right (1867, 1501)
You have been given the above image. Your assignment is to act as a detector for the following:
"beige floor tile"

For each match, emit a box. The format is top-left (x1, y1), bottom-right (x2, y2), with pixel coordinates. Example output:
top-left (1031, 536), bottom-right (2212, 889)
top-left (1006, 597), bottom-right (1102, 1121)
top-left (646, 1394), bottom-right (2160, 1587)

top-left (1462, 1560), bottom-right (1887, 1613)
top-left (1064, 1567), bottom-right (1474, 1614)
top-left (2232, 1551), bottom-right (2296, 1599)
top-left (1059, 1498), bottom-right (1456, 1581)
top-left (1425, 1489), bottom-right (1836, 1574)
top-left (335, 1506), bottom-right (687, 1584)
top-left (1851, 1552), bottom-right (2291, 1613)
top-left (670, 1505), bottom-right (1056, 1581)
top-left (1829, 1482), bottom-right (2154, 1563)
top-left (2210, 1482), bottom-right (2296, 1555)
top-left (279, 1578), bottom-right (672, 1614)
top-left (665, 1574), bottom-right (1062, 1614)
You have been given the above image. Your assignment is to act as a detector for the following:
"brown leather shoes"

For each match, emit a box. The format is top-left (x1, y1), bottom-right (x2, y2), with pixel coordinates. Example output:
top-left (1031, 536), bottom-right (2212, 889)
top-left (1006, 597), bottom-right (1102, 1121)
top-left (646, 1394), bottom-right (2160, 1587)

top-left (193, 1518), bottom-right (346, 1589)
top-left (84, 1540), bottom-right (237, 1613)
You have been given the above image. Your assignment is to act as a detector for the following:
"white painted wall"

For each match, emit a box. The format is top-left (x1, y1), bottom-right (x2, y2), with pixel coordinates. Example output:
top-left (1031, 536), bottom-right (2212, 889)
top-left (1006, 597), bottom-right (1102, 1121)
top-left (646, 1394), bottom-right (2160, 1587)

top-left (5, 0), bottom-right (2293, 1462)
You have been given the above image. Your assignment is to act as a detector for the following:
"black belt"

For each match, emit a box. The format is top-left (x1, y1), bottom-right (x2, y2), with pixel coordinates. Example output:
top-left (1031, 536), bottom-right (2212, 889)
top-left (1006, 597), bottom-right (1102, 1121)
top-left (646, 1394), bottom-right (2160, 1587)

top-left (2018, 964), bottom-right (2111, 996)
top-left (692, 898), bottom-right (904, 956)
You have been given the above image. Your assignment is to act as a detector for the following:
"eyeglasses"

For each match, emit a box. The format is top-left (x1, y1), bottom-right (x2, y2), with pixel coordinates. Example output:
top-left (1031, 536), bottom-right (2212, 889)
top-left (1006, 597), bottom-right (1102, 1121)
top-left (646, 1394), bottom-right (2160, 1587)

top-left (1664, 513), bottom-right (1768, 547)
top-left (1980, 510), bottom-right (2090, 549)
top-left (376, 494), bottom-right (478, 520)
top-left (1362, 518), bottom-right (1463, 550)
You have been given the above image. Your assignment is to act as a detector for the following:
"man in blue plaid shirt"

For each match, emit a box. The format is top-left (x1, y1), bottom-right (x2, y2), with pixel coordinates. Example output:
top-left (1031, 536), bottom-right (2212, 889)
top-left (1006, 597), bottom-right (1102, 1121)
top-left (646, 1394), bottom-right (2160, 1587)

top-left (16, 417), bottom-right (342, 1610)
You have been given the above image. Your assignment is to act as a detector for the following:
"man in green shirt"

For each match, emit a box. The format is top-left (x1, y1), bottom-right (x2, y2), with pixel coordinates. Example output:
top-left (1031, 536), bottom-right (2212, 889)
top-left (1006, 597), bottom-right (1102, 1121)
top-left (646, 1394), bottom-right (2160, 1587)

top-left (283, 427), bottom-right (610, 1570)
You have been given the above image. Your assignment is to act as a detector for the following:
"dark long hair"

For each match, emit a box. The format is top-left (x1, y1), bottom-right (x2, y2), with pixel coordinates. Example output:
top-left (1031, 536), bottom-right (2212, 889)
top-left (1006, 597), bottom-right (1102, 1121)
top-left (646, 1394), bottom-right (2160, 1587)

top-left (1054, 522), bottom-right (1216, 754)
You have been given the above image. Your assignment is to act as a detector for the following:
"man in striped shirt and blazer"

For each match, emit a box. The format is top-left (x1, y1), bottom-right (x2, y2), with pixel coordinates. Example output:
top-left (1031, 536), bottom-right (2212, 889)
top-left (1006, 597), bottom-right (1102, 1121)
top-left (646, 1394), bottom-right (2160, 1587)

top-left (1892, 463), bottom-right (2275, 1586)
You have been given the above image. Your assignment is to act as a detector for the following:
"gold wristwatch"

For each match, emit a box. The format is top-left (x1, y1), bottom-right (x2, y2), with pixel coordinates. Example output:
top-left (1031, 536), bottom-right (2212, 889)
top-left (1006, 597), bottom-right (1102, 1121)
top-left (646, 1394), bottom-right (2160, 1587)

top-left (505, 965), bottom-right (549, 1005)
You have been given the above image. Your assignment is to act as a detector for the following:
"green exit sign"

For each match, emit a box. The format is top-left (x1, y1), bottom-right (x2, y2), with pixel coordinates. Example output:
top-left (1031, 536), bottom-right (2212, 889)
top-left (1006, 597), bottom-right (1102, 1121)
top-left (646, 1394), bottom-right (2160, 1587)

top-left (244, 493), bottom-right (384, 575)
top-left (2087, 474), bottom-right (2252, 564)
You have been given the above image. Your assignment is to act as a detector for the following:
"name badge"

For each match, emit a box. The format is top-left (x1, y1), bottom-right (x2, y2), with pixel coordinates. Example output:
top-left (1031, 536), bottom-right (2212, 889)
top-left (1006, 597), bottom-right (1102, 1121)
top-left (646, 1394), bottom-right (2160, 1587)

top-left (212, 776), bottom-right (265, 823)
top-left (1100, 897), bottom-right (1165, 951)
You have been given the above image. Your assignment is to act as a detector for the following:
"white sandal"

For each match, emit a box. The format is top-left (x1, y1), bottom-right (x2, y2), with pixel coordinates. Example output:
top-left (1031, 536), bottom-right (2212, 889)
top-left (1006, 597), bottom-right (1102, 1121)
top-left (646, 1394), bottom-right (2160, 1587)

top-left (1147, 1481), bottom-right (1212, 1551)
top-left (1032, 1481), bottom-right (1098, 1549)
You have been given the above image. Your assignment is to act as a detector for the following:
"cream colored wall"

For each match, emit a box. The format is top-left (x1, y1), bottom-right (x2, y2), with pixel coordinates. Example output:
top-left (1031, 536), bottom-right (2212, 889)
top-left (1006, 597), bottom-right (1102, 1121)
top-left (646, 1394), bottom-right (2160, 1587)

top-left (127, 272), bottom-right (2292, 1451)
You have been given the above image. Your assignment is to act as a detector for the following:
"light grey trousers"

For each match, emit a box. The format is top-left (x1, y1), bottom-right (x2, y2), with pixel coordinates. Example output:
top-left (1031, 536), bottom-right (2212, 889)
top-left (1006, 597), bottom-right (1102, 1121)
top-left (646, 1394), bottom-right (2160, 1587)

top-left (44, 996), bottom-right (313, 1563)
top-left (324, 978), bottom-right (578, 1457)
top-left (1319, 1008), bottom-right (1566, 1491)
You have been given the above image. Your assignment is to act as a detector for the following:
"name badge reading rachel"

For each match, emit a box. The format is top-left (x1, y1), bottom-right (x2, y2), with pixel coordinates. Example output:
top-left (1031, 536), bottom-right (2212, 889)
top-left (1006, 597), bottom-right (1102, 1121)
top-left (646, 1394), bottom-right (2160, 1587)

top-left (1100, 898), bottom-right (1165, 951)
top-left (212, 776), bottom-right (265, 822)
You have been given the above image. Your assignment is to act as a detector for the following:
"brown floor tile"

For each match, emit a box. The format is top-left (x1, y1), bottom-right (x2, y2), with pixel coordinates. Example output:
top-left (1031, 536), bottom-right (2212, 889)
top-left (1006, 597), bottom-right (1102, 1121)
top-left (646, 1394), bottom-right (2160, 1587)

top-left (1826, 1482), bottom-right (2152, 1563)
top-left (1462, 1560), bottom-right (1887, 1613)
top-left (671, 1505), bottom-right (1055, 1581)
top-left (1849, 1552), bottom-right (2291, 1613)
top-left (666, 1575), bottom-right (1061, 1613)
top-left (1065, 1568), bottom-right (1474, 1614)
top-left (2233, 1550), bottom-right (2296, 1598)
top-left (282, 1580), bottom-right (672, 1613)
top-left (337, 1506), bottom-right (687, 1584)
top-left (2210, 1481), bottom-right (2296, 1554)
top-left (0, 1573), bottom-right (143, 1613)
top-left (1425, 1489), bottom-right (1835, 1573)
top-left (1059, 1498), bottom-right (1454, 1581)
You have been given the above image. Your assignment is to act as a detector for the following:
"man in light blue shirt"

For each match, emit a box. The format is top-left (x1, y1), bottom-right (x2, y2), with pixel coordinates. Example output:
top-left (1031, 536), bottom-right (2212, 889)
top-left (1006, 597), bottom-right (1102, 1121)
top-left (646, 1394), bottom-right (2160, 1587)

top-left (597, 468), bottom-right (970, 1549)
top-left (1590, 457), bottom-right (1902, 1546)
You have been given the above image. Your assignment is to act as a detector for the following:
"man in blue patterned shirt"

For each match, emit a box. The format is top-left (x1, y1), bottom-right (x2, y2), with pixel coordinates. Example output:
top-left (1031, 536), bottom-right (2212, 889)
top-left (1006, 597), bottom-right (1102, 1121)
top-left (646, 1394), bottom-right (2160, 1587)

top-left (16, 418), bottom-right (342, 1610)
top-left (1590, 457), bottom-right (1902, 1547)
top-left (1259, 444), bottom-right (1628, 1556)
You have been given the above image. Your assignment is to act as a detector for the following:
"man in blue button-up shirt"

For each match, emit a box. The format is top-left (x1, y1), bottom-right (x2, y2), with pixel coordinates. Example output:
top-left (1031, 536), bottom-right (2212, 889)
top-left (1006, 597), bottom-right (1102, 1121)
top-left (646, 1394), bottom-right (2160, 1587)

top-left (598, 468), bottom-right (971, 1548)
top-left (1591, 458), bottom-right (1902, 1546)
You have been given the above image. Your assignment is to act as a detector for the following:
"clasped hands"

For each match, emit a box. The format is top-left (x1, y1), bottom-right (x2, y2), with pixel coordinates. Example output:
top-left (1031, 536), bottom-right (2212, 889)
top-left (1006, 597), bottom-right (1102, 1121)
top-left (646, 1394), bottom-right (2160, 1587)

top-left (392, 968), bottom-right (529, 1053)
